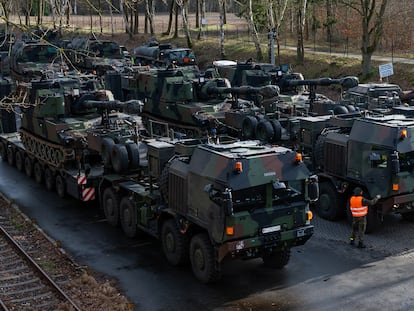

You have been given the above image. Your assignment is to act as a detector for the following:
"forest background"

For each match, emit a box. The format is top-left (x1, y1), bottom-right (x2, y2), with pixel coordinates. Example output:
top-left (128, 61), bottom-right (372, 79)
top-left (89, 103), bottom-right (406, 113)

top-left (2, 0), bottom-right (414, 96)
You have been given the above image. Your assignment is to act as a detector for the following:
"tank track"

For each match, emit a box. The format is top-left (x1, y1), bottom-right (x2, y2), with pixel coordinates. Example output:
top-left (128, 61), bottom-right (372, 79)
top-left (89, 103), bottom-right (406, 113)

top-left (20, 129), bottom-right (75, 168)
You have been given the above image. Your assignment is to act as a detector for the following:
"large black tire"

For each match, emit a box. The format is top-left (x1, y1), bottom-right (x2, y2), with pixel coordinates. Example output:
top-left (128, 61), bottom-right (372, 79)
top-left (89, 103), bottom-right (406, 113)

top-left (34, 162), bottom-right (43, 184)
top-left (189, 233), bottom-right (221, 283)
top-left (111, 144), bottom-right (129, 173)
top-left (102, 187), bottom-right (120, 226)
top-left (366, 206), bottom-right (381, 233)
top-left (125, 143), bottom-right (140, 170)
top-left (242, 116), bottom-right (258, 139)
top-left (55, 174), bottom-right (66, 198)
top-left (315, 182), bottom-right (345, 220)
top-left (401, 211), bottom-right (414, 222)
top-left (101, 137), bottom-right (115, 167)
top-left (262, 249), bottom-right (291, 268)
top-left (161, 219), bottom-right (189, 266)
top-left (256, 120), bottom-right (275, 143)
top-left (120, 196), bottom-right (138, 238)
top-left (15, 151), bottom-right (24, 172)
top-left (269, 119), bottom-right (282, 142)
top-left (0, 142), bottom-right (7, 161)
top-left (6, 147), bottom-right (14, 166)
top-left (24, 156), bottom-right (33, 177)
top-left (44, 167), bottom-right (55, 191)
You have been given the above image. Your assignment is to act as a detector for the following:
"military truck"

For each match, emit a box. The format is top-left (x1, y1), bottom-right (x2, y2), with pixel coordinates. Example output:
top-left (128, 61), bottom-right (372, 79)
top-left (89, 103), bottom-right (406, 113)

top-left (132, 40), bottom-right (196, 67)
top-left (0, 74), bottom-right (318, 282)
top-left (299, 112), bottom-right (414, 231)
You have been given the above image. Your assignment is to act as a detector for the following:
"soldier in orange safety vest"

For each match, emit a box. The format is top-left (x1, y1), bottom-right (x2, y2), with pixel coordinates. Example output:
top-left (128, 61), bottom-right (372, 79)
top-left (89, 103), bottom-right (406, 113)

top-left (349, 187), bottom-right (381, 248)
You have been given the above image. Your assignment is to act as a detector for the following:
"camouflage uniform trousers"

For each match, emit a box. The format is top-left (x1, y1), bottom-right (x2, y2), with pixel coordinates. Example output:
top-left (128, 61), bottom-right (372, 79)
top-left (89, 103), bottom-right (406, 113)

top-left (350, 216), bottom-right (367, 242)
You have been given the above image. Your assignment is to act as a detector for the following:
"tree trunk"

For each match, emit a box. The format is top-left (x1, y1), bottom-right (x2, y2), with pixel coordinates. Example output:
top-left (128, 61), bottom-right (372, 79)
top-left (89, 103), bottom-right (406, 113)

top-left (218, 0), bottom-right (225, 57)
top-left (296, 0), bottom-right (307, 65)
top-left (197, 0), bottom-right (205, 40)
top-left (247, 0), bottom-right (262, 60)
top-left (164, 0), bottom-right (174, 36)
top-left (174, 1), bottom-right (179, 38)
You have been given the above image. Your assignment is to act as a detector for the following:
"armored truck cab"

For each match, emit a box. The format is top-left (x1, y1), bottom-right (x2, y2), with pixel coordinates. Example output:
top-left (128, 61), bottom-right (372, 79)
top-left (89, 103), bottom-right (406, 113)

top-left (305, 113), bottom-right (414, 230)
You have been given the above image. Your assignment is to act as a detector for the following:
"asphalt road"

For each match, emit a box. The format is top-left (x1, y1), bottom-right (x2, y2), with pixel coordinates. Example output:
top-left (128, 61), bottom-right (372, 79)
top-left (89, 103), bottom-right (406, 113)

top-left (1, 160), bottom-right (414, 310)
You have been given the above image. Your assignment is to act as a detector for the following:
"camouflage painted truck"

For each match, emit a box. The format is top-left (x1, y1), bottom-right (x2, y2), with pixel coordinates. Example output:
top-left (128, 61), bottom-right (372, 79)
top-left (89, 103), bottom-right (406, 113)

top-left (0, 73), bottom-right (318, 282)
top-left (299, 112), bottom-right (414, 231)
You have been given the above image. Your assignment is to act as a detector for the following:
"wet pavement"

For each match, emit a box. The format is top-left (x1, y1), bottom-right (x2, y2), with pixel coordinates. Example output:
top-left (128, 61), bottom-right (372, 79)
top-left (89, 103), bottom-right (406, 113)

top-left (1, 160), bottom-right (414, 310)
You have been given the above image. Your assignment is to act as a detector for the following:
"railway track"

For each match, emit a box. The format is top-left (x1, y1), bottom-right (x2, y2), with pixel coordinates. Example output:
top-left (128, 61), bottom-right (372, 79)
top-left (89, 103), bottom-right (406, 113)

top-left (0, 201), bottom-right (82, 311)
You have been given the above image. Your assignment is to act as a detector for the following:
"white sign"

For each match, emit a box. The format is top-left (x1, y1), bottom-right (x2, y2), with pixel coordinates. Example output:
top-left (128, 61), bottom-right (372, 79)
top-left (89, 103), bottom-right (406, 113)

top-left (379, 63), bottom-right (394, 78)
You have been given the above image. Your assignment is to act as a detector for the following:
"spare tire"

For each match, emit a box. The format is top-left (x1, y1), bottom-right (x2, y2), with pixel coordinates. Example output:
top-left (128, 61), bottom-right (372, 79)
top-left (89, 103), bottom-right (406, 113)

top-left (242, 116), bottom-right (258, 139)
top-left (101, 137), bottom-right (115, 167)
top-left (125, 143), bottom-right (140, 169)
top-left (269, 119), bottom-right (282, 142)
top-left (111, 144), bottom-right (129, 173)
top-left (256, 120), bottom-right (275, 143)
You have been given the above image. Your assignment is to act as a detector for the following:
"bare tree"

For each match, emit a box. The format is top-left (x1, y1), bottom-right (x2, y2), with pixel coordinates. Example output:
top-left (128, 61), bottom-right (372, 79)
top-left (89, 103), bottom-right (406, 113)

top-left (176, 0), bottom-right (192, 48)
top-left (246, 0), bottom-right (262, 60)
top-left (296, 0), bottom-right (308, 64)
top-left (340, 0), bottom-right (389, 78)
top-left (218, 0), bottom-right (225, 57)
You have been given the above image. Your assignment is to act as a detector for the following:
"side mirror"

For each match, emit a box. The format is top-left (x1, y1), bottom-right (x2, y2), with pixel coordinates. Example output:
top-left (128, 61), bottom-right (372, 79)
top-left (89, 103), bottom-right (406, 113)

top-left (390, 152), bottom-right (400, 174)
top-left (308, 175), bottom-right (319, 202)
top-left (222, 188), bottom-right (234, 216)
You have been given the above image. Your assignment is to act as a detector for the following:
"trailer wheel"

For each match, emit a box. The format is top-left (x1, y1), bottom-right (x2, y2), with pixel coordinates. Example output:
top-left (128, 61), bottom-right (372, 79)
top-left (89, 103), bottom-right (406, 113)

top-left (44, 168), bottom-right (55, 191)
top-left (0, 142), bottom-right (7, 161)
top-left (101, 137), bottom-right (115, 167)
top-left (24, 156), bottom-right (33, 177)
top-left (102, 187), bottom-right (119, 226)
top-left (111, 144), bottom-right (129, 173)
top-left (161, 219), bottom-right (189, 266)
top-left (6, 147), bottom-right (14, 166)
top-left (15, 151), bottom-right (24, 172)
top-left (315, 182), bottom-right (345, 220)
top-left (34, 162), bottom-right (43, 184)
top-left (55, 174), bottom-right (66, 198)
top-left (256, 120), bottom-right (275, 143)
top-left (120, 196), bottom-right (137, 238)
top-left (242, 116), bottom-right (258, 139)
top-left (189, 233), bottom-right (221, 283)
top-left (125, 143), bottom-right (140, 170)
top-left (262, 249), bottom-right (291, 268)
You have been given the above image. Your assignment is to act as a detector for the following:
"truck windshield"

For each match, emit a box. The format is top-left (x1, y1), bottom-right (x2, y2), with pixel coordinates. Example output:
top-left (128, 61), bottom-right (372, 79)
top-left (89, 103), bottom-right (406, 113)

top-left (232, 181), bottom-right (305, 213)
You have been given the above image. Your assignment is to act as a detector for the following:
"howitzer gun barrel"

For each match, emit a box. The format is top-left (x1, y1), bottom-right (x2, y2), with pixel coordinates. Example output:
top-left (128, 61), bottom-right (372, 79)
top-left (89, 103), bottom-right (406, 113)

top-left (81, 99), bottom-right (143, 113)
top-left (207, 85), bottom-right (280, 98)
top-left (284, 76), bottom-right (359, 89)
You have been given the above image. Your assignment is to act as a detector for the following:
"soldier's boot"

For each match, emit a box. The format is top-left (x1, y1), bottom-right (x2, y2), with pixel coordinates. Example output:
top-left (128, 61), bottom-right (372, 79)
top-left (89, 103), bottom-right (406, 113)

top-left (358, 241), bottom-right (366, 248)
top-left (349, 237), bottom-right (355, 245)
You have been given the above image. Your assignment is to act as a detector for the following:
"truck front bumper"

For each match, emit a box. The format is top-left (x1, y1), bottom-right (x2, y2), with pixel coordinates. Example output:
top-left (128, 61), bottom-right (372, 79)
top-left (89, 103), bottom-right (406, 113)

top-left (217, 225), bottom-right (314, 262)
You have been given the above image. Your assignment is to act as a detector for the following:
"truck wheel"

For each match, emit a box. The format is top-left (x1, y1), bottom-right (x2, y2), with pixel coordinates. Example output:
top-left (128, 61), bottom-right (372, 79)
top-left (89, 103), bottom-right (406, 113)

top-left (45, 168), bottom-right (55, 191)
top-left (366, 206), bottom-right (381, 233)
top-left (0, 142), bottom-right (7, 161)
top-left (102, 187), bottom-right (119, 226)
top-left (189, 233), bottom-right (221, 283)
top-left (262, 249), bottom-right (291, 268)
top-left (315, 182), bottom-right (345, 220)
top-left (34, 162), bottom-right (43, 184)
top-left (55, 174), bottom-right (66, 198)
top-left (120, 196), bottom-right (138, 238)
top-left (161, 219), bottom-right (189, 266)
top-left (401, 211), bottom-right (414, 222)
top-left (242, 116), bottom-right (257, 139)
top-left (6, 147), bottom-right (14, 166)
top-left (111, 144), bottom-right (129, 173)
top-left (101, 137), bottom-right (115, 167)
top-left (256, 120), bottom-right (275, 143)
top-left (24, 156), bottom-right (33, 177)
top-left (15, 151), bottom-right (24, 172)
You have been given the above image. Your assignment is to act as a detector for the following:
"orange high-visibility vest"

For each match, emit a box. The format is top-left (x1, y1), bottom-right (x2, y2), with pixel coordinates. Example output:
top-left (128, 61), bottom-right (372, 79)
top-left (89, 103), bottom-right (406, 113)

top-left (350, 196), bottom-right (368, 217)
